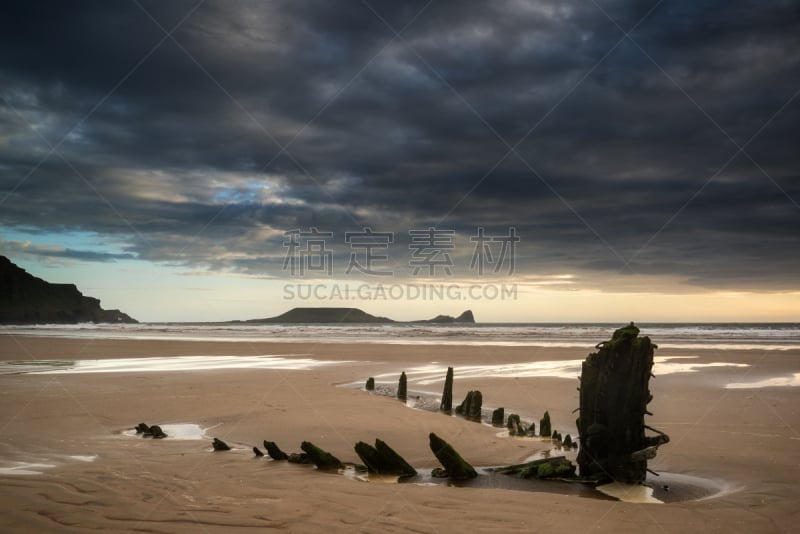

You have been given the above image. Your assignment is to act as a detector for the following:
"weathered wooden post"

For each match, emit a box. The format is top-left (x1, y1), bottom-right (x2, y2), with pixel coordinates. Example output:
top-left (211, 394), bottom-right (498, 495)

top-left (491, 407), bottom-right (505, 426)
top-left (506, 413), bottom-right (525, 436)
top-left (539, 411), bottom-right (552, 437)
top-left (576, 323), bottom-right (669, 483)
top-left (398, 372), bottom-right (407, 401)
top-left (354, 438), bottom-right (417, 477)
top-left (263, 440), bottom-right (289, 460)
top-left (440, 366), bottom-right (454, 411)
top-left (455, 390), bottom-right (482, 420)
top-left (300, 441), bottom-right (344, 470)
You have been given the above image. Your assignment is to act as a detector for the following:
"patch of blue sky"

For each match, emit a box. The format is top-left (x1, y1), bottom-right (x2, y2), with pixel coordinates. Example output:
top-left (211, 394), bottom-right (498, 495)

top-left (212, 181), bottom-right (264, 204)
top-left (1, 226), bottom-right (127, 254)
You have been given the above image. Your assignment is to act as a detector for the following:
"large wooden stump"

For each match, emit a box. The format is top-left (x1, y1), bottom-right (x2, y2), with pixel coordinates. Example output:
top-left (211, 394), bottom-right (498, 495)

top-left (577, 323), bottom-right (669, 483)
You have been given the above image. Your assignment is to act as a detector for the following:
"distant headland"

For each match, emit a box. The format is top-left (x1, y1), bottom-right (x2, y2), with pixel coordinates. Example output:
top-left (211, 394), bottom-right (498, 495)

top-left (0, 256), bottom-right (137, 324)
top-left (238, 307), bottom-right (475, 324)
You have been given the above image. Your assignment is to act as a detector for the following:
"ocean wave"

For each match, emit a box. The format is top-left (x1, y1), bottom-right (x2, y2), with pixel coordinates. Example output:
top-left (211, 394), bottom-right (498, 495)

top-left (1, 322), bottom-right (798, 350)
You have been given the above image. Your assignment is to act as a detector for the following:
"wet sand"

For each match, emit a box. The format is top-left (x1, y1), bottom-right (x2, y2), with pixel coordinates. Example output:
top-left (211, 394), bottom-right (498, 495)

top-left (0, 336), bottom-right (798, 532)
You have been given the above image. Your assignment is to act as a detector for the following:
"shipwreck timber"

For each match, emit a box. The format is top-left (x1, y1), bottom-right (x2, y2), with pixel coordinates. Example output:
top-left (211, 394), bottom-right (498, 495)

top-left (576, 323), bottom-right (669, 483)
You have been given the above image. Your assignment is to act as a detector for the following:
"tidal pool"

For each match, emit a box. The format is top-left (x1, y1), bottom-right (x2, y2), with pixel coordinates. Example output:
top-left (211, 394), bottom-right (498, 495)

top-left (339, 464), bottom-right (733, 503)
top-left (121, 423), bottom-right (213, 440)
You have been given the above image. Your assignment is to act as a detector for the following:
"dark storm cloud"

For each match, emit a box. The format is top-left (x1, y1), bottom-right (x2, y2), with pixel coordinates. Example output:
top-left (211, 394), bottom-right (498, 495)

top-left (0, 0), bottom-right (798, 290)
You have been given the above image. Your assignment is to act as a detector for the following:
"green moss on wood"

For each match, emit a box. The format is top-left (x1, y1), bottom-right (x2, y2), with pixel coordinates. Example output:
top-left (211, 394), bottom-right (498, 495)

top-left (540, 411), bottom-right (552, 437)
top-left (300, 441), bottom-right (344, 470)
top-left (428, 432), bottom-right (477, 480)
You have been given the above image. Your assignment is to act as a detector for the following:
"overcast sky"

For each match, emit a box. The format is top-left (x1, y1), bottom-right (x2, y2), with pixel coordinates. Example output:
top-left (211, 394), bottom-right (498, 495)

top-left (1, 0), bottom-right (798, 322)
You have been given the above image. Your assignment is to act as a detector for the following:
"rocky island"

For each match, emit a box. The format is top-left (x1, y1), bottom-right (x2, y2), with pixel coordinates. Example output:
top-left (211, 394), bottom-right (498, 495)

top-left (239, 307), bottom-right (475, 324)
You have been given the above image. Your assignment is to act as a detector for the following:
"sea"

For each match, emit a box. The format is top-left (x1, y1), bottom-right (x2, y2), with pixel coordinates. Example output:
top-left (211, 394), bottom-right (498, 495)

top-left (1, 323), bottom-right (798, 351)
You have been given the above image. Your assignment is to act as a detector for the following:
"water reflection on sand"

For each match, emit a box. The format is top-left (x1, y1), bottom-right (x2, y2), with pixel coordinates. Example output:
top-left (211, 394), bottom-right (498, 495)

top-left (0, 355), bottom-right (351, 375)
top-left (371, 356), bottom-right (750, 386)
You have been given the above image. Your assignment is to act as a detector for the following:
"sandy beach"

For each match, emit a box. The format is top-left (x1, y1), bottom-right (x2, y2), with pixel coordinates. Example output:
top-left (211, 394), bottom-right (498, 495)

top-left (0, 336), bottom-right (798, 533)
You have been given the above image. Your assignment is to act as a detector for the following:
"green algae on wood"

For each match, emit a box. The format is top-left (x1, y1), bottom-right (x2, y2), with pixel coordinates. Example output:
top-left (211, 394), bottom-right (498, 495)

top-left (300, 441), bottom-right (344, 470)
top-left (428, 432), bottom-right (478, 480)
top-left (491, 456), bottom-right (576, 480)
top-left (539, 411), bottom-right (552, 438)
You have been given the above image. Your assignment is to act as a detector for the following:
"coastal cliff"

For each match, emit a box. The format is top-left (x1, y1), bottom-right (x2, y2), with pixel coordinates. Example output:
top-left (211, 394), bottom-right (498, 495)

top-left (0, 256), bottom-right (137, 324)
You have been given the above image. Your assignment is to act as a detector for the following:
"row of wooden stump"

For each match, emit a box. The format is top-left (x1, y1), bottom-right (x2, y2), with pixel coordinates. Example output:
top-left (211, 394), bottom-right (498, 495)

top-left (365, 367), bottom-right (574, 444)
top-left (245, 433), bottom-right (575, 481)
top-left (134, 324), bottom-right (667, 486)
